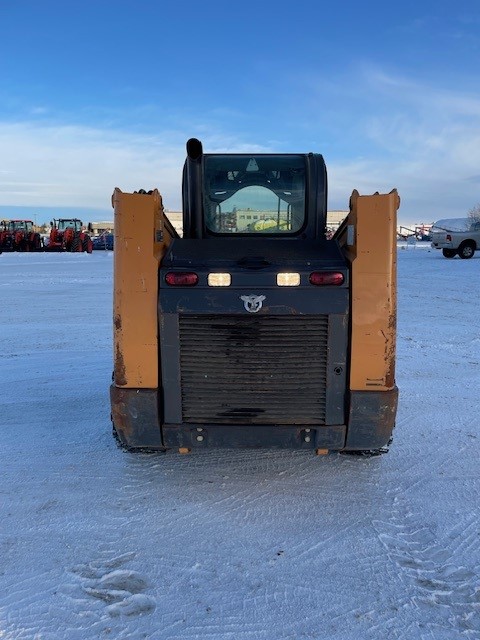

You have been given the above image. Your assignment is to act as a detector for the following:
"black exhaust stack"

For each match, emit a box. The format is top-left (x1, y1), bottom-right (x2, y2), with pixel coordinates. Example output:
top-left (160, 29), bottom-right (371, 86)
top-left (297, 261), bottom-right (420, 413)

top-left (186, 137), bottom-right (203, 161)
top-left (182, 138), bottom-right (204, 238)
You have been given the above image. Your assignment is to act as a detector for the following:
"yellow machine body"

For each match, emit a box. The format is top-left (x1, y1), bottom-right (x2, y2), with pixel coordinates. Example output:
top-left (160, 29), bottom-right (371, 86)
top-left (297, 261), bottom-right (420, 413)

top-left (110, 142), bottom-right (399, 454)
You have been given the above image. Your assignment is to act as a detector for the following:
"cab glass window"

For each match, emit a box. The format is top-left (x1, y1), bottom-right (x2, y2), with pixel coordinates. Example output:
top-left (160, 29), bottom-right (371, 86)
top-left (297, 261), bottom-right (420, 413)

top-left (203, 155), bottom-right (306, 234)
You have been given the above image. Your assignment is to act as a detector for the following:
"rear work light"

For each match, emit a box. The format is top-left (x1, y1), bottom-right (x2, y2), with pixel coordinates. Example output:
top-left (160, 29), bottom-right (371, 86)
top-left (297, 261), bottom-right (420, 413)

top-left (277, 272), bottom-right (300, 286)
top-left (309, 271), bottom-right (344, 286)
top-left (208, 273), bottom-right (231, 286)
top-left (165, 272), bottom-right (199, 286)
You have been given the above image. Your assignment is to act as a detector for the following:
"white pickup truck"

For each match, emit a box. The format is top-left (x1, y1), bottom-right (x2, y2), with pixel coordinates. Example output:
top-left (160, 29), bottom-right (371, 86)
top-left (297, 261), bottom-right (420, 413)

top-left (430, 217), bottom-right (480, 259)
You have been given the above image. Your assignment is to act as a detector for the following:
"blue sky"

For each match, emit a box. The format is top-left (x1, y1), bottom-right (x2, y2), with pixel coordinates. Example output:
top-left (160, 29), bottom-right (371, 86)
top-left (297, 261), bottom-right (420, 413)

top-left (0, 0), bottom-right (479, 225)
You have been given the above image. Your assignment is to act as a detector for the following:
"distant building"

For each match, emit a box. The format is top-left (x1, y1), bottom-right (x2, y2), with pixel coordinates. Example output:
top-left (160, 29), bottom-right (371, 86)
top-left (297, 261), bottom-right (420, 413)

top-left (326, 210), bottom-right (348, 234)
top-left (165, 212), bottom-right (183, 234)
top-left (89, 221), bottom-right (114, 236)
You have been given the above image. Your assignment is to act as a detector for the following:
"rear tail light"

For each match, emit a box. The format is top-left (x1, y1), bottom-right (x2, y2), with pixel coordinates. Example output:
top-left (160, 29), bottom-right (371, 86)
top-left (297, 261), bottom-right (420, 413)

top-left (446, 234), bottom-right (452, 241)
top-left (309, 271), bottom-right (344, 286)
top-left (165, 272), bottom-right (199, 286)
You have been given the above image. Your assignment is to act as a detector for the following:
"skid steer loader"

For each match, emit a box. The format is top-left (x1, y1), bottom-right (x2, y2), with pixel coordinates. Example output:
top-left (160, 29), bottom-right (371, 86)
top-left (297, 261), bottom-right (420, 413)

top-left (110, 138), bottom-right (399, 454)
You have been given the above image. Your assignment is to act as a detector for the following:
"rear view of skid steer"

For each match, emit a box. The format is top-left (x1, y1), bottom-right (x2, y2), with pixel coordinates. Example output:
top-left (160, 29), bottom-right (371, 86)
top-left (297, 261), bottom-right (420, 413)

top-left (110, 139), bottom-right (399, 454)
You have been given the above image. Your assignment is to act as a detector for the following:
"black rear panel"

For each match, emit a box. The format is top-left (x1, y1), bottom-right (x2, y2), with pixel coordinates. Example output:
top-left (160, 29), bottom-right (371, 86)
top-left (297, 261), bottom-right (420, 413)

top-left (179, 314), bottom-right (328, 425)
top-left (159, 237), bottom-right (349, 432)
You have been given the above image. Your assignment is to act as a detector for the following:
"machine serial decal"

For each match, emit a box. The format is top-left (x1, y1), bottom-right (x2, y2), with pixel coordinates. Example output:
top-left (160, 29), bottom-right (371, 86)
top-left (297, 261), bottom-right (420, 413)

top-left (240, 295), bottom-right (266, 313)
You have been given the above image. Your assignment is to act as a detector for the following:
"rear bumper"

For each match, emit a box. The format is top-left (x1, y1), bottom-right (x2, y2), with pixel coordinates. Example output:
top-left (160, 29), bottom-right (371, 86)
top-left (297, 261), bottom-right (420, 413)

top-left (162, 423), bottom-right (346, 450)
top-left (110, 385), bottom-right (398, 452)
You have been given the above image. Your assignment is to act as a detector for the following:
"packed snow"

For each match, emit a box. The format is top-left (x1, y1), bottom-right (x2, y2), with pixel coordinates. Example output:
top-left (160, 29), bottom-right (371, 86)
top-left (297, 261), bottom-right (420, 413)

top-left (1, 244), bottom-right (479, 640)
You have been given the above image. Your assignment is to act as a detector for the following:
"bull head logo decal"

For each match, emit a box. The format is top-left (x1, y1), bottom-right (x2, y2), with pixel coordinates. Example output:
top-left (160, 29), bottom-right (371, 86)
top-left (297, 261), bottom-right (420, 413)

top-left (240, 294), bottom-right (266, 313)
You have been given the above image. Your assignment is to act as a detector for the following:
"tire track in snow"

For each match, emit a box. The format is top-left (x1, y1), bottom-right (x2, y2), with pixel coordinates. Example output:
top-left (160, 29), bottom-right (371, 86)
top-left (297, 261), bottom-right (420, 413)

top-left (62, 551), bottom-right (156, 635)
top-left (448, 518), bottom-right (479, 557)
top-left (371, 494), bottom-right (480, 638)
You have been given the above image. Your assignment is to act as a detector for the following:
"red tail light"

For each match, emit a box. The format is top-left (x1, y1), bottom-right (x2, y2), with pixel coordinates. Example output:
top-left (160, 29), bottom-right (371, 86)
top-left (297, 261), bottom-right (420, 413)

top-left (309, 271), bottom-right (344, 286)
top-left (446, 234), bottom-right (452, 241)
top-left (165, 272), bottom-right (199, 286)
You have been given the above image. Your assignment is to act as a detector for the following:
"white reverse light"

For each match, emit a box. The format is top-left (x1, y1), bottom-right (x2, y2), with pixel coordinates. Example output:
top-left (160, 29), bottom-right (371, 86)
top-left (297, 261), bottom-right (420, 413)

top-left (208, 273), bottom-right (231, 286)
top-left (277, 272), bottom-right (300, 286)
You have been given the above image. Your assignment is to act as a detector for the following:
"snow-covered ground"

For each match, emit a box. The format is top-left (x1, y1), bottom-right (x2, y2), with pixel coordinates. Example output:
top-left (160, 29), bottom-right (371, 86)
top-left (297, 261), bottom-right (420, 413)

top-left (1, 246), bottom-right (479, 640)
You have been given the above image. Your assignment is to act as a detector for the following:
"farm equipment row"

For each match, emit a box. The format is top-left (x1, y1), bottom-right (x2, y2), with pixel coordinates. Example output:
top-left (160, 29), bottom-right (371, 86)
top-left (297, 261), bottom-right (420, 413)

top-left (0, 218), bottom-right (93, 253)
top-left (0, 220), bottom-right (42, 252)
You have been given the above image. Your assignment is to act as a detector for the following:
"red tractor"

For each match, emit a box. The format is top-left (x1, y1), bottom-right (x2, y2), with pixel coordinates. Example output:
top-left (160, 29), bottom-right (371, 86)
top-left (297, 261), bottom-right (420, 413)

top-left (47, 218), bottom-right (93, 253)
top-left (0, 220), bottom-right (42, 251)
top-left (0, 220), bottom-right (8, 251)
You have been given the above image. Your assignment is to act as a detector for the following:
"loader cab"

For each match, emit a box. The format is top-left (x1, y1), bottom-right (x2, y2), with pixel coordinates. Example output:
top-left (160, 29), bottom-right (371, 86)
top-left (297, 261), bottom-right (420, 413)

top-left (182, 138), bottom-right (328, 241)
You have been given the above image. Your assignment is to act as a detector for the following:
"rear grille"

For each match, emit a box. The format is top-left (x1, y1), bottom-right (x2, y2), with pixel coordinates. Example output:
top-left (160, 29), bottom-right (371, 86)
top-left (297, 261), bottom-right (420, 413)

top-left (179, 315), bottom-right (329, 425)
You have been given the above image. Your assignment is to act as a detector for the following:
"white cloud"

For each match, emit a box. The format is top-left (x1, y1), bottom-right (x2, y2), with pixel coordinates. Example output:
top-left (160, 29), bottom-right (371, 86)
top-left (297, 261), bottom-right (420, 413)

top-left (0, 123), bottom-right (186, 212)
top-left (2, 64), bottom-right (480, 227)
top-left (301, 65), bottom-right (480, 222)
top-left (0, 122), bottom-right (276, 216)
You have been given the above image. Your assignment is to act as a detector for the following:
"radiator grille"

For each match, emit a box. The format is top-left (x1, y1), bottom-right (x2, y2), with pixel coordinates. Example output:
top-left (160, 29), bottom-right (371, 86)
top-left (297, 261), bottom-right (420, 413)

top-left (179, 315), bottom-right (329, 424)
